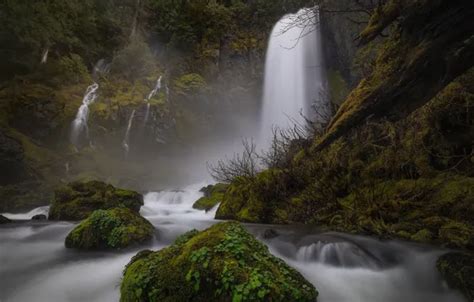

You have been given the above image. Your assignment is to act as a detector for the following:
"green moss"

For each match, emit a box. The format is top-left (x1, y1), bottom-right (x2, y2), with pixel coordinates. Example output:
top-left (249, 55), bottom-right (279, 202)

top-left (65, 208), bottom-right (154, 250)
top-left (49, 180), bottom-right (143, 221)
top-left (410, 229), bottom-right (433, 243)
top-left (327, 69), bottom-right (350, 106)
top-left (120, 222), bottom-right (317, 302)
top-left (173, 73), bottom-right (207, 95)
top-left (437, 252), bottom-right (474, 301)
top-left (193, 183), bottom-right (228, 211)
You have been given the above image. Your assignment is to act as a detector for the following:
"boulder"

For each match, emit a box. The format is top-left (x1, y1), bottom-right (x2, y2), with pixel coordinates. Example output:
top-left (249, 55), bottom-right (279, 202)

top-left (49, 180), bottom-right (143, 220)
top-left (65, 208), bottom-right (154, 250)
top-left (437, 252), bottom-right (474, 301)
top-left (31, 214), bottom-right (47, 220)
top-left (120, 221), bottom-right (317, 302)
top-left (0, 214), bottom-right (11, 224)
top-left (193, 183), bottom-right (228, 211)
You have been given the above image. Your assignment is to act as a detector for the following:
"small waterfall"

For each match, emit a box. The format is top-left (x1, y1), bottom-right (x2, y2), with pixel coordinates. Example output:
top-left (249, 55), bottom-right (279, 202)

top-left (165, 85), bottom-right (170, 103)
top-left (143, 76), bottom-right (162, 126)
top-left (295, 241), bottom-right (383, 269)
top-left (70, 83), bottom-right (99, 147)
top-left (147, 76), bottom-right (162, 100)
top-left (259, 8), bottom-right (327, 148)
top-left (144, 102), bottom-right (151, 126)
top-left (40, 48), bottom-right (49, 64)
top-left (93, 59), bottom-right (110, 77)
top-left (122, 109), bottom-right (136, 157)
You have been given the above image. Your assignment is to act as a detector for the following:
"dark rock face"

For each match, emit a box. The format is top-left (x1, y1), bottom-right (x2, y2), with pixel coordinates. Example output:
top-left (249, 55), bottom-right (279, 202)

top-left (120, 222), bottom-right (317, 302)
top-left (319, 0), bottom-right (474, 150)
top-left (65, 208), bottom-right (154, 250)
top-left (437, 252), bottom-right (474, 301)
top-left (0, 129), bottom-right (27, 185)
top-left (31, 214), bottom-right (47, 220)
top-left (0, 214), bottom-right (11, 224)
top-left (48, 180), bottom-right (143, 221)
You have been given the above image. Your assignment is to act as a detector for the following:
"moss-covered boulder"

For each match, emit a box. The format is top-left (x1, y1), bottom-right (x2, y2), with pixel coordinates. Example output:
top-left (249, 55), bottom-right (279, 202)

top-left (437, 252), bottom-right (474, 301)
top-left (49, 180), bottom-right (143, 221)
top-left (193, 183), bottom-right (228, 211)
top-left (120, 221), bottom-right (317, 302)
top-left (0, 214), bottom-right (11, 224)
top-left (65, 208), bottom-right (154, 250)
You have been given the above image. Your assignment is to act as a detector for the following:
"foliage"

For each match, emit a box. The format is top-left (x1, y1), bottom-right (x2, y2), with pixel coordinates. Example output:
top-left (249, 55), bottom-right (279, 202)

top-left (120, 221), bottom-right (317, 301)
top-left (65, 207), bottom-right (154, 250)
top-left (110, 38), bottom-right (157, 81)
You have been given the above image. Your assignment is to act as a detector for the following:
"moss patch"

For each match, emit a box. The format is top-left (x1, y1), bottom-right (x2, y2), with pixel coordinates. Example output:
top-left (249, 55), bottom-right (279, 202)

top-left (49, 180), bottom-right (143, 221)
top-left (120, 221), bottom-right (317, 302)
top-left (193, 183), bottom-right (228, 211)
top-left (65, 208), bottom-right (154, 250)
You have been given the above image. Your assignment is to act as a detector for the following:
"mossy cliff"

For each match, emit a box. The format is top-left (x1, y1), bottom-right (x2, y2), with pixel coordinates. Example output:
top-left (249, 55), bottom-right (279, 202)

top-left (65, 208), bottom-right (154, 250)
top-left (120, 221), bottom-right (317, 302)
top-left (49, 180), bottom-right (143, 221)
top-left (319, 0), bottom-right (474, 150)
top-left (216, 0), bottom-right (474, 250)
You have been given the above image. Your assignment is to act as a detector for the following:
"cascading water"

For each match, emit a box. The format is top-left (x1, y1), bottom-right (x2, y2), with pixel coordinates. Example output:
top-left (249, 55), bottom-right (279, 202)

top-left (0, 185), bottom-right (465, 302)
top-left (144, 76), bottom-right (163, 125)
top-left (260, 8), bottom-right (326, 148)
top-left (70, 83), bottom-right (99, 147)
top-left (147, 76), bottom-right (162, 100)
top-left (122, 109), bottom-right (136, 157)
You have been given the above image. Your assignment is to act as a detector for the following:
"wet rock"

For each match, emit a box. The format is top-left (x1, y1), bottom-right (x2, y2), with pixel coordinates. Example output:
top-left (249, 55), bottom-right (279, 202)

top-left (31, 214), bottom-right (47, 220)
top-left (121, 221), bottom-right (317, 302)
top-left (0, 214), bottom-right (11, 224)
top-left (263, 228), bottom-right (279, 239)
top-left (65, 208), bottom-right (154, 250)
top-left (437, 252), bottom-right (474, 301)
top-left (49, 180), bottom-right (143, 221)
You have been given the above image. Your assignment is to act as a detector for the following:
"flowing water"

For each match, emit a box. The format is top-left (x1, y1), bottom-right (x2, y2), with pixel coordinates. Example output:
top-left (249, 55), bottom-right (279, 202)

top-left (70, 83), bottom-right (100, 147)
top-left (0, 184), bottom-right (465, 302)
top-left (122, 109), bottom-right (136, 157)
top-left (260, 8), bottom-right (327, 148)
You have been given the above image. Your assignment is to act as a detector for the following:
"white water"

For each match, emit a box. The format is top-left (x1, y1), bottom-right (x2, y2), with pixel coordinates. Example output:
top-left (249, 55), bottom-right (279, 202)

top-left (0, 185), bottom-right (465, 302)
top-left (122, 109), bottom-right (136, 157)
top-left (70, 83), bottom-right (100, 147)
top-left (260, 8), bottom-right (327, 148)
top-left (147, 76), bottom-right (162, 100)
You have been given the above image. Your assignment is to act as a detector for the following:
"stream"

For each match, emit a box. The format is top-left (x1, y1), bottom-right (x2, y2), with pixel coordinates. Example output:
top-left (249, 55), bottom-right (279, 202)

top-left (0, 183), bottom-right (466, 302)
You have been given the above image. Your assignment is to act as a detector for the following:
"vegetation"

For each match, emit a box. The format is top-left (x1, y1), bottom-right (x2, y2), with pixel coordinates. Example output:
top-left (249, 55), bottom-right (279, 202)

top-left (49, 180), bottom-right (143, 220)
top-left (65, 207), bottom-right (154, 250)
top-left (120, 221), bottom-right (317, 302)
top-left (193, 183), bottom-right (229, 211)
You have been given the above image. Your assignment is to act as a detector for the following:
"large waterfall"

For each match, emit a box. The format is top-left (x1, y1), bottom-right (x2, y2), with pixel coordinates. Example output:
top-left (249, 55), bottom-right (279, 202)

top-left (260, 8), bottom-right (326, 148)
top-left (70, 83), bottom-right (99, 147)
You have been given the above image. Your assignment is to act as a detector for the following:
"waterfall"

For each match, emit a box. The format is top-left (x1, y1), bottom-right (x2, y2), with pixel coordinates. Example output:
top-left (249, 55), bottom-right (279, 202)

top-left (147, 76), bottom-right (162, 100)
top-left (70, 83), bottom-right (99, 147)
top-left (143, 76), bottom-right (163, 126)
top-left (122, 109), bottom-right (136, 157)
top-left (40, 48), bottom-right (49, 64)
top-left (259, 8), bottom-right (326, 148)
